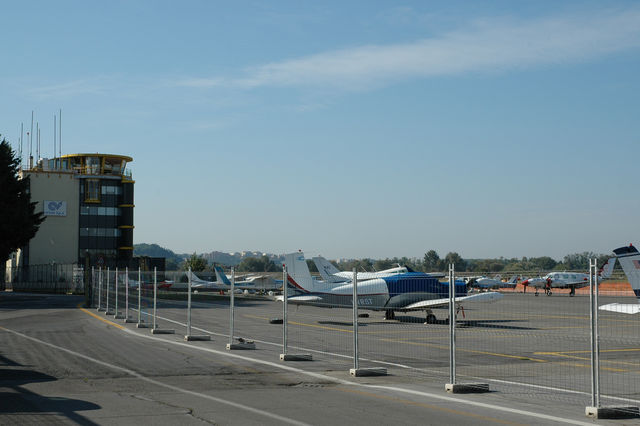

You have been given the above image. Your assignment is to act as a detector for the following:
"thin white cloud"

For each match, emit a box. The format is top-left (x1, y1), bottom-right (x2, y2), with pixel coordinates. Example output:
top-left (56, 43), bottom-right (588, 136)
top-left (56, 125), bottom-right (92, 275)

top-left (223, 7), bottom-right (640, 90)
top-left (26, 78), bottom-right (113, 100)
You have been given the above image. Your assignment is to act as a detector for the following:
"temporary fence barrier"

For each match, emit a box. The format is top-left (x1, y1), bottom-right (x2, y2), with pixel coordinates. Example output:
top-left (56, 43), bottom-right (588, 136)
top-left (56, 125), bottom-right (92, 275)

top-left (84, 259), bottom-right (639, 420)
top-left (6, 263), bottom-right (83, 293)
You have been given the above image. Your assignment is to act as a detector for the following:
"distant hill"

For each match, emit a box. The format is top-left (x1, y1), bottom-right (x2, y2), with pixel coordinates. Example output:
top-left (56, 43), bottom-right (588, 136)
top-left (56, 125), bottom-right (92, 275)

top-left (201, 250), bottom-right (284, 266)
top-left (133, 244), bottom-right (283, 267)
top-left (134, 243), bottom-right (186, 262)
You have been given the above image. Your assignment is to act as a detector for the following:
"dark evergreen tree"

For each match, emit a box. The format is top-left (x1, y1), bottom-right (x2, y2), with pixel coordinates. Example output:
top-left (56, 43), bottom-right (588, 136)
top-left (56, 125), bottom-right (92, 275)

top-left (0, 138), bottom-right (45, 263)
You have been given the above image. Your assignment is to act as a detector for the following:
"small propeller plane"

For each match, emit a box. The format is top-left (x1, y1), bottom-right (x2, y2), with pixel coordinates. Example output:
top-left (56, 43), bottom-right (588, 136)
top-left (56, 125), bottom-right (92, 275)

top-left (280, 251), bottom-right (502, 323)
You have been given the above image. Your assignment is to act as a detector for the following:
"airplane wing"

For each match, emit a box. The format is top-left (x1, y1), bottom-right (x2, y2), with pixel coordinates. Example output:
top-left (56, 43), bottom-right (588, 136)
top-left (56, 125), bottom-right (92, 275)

top-left (403, 292), bottom-right (503, 310)
top-left (274, 295), bottom-right (323, 303)
top-left (599, 303), bottom-right (640, 314)
top-left (554, 281), bottom-right (590, 289)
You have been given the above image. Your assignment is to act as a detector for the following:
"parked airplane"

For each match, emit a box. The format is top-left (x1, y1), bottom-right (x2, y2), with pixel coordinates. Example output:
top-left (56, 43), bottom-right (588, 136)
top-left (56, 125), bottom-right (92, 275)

top-left (521, 258), bottom-right (615, 296)
top-left (213, 266), bottom-right (279, 291)
top-left (466, 275), bottom-right (519, 291)
top-left (188, 271), bottom-right (225, 290)
top-left (282, 252), bottom-right (502, 323)
top-left (600, 244), bottom-right (640, 314)
top-left (312, 256), bottom-right (445, 283)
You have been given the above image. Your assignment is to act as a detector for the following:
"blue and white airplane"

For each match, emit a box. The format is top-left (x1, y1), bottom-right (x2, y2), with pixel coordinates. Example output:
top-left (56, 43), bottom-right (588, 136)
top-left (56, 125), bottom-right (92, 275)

top-left (312, 256), bottom-right (445, 283)
top-left (282, 252), bottom-right (502, 323)
top-left (600, 244), bottom-right (640, 314)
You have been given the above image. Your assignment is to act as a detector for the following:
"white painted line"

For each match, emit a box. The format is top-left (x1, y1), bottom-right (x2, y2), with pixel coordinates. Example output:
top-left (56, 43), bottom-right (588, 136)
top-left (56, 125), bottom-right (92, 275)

top-left (146, 308), bottom-right (416, 369)
top-left (116, 324), bottom-right (597, 425)
top-left (146, 309), bottom-right (640, 405)
top-left (1, 326), bottom-right (310, 426)
top-left (133, 308), bottom-right (640, 419)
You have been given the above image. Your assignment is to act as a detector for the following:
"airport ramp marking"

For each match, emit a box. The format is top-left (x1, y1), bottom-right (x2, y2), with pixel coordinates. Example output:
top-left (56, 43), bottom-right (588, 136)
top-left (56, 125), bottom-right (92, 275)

top-left (0, 325), bottom-right (311, 426)
top-left (534, 349), bottom-right (640, 371)
top-left (78, 304), bottom-right (125, 330)
top-left (377, 337), bottom-right (548, 363)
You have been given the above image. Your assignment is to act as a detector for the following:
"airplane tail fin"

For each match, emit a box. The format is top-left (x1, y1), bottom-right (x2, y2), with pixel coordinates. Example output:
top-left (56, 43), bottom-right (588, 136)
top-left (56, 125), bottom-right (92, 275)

top-left (284, 252), bottom-right (314, 292)
top-left (613, 245), bottom-right (640, 297)
top-left (312, 256), bottom-right (342, 283)
top-left (600, 244), bottom-right (640, 314)
top-left (599, 257), bottom-right (616, 279)
top-left (214, 266), bottom-right (232, 285)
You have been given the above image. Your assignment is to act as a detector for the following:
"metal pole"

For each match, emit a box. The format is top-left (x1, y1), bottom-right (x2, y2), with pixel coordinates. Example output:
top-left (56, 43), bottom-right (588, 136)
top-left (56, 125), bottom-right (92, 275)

top-left (229, 267), bottom-right (235, 346)
top-left (187, 267), bottom-right (192, 336)
top-left (283, 264), bottom-right (288, 355)
top-left (593, 259), bottom-right (600, 407)
top-left (105, 267), bottom-right (110, 313)
top-left (105, 267), bottom-right (109, 311)
top-left (125, 267), bottom-right (129, 320)
top-left (153, 267), bottom-right (157, 330)
top-left (137, 267), bottom-right (142, 324)
top-left (449, 263), bottom-right (456, 385)
top-left (114, 268), bottom-right (118, 315)
top-left (97, 267), bottom-right (101, 310)
top-left (589, 259), bottom-right (596, 407)
top-left (90, 267), bottom-right (94, 306)
top-left (352, 268), bottom-right (359, 371)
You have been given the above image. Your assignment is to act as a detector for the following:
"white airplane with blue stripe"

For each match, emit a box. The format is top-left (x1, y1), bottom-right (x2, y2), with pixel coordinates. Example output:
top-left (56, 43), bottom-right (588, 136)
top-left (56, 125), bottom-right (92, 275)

top-left (312, 256), bottom-right (445, 283)
top-left (600, 244), bottom-right (640, 314)
top-left (282, 252), bottom-right (502, 323)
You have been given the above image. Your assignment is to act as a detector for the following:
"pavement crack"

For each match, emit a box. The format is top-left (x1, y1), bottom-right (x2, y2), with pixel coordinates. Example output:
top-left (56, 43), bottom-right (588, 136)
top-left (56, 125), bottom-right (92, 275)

top-left (127, 393), bottom-right (218, 424)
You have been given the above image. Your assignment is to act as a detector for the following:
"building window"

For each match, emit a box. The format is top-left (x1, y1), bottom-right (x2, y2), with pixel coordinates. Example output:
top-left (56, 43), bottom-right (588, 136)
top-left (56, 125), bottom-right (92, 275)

top-left (85, 179), bottom-right (101, 202)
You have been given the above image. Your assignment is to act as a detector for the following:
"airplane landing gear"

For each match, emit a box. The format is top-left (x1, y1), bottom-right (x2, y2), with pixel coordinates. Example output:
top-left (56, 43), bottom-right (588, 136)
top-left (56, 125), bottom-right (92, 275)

top-left (384, 309), bottom-right (395, 320)
top-left (569, 287), bottom-right (575, 297)
top-left (425, 313), bottom-right (437, 324)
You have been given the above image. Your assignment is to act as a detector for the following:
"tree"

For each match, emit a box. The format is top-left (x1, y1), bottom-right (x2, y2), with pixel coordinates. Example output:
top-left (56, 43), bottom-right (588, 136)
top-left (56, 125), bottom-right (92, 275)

top-left (236, 255), bottom-right (277, 272)
top-left (0, 138), bottom-right (45, 264)
top-left (530, 256), bottom-right (557, 271)
top-left (423, 250), bottom-right (441, 271)
top-left (443, 252), bottom-right (466, 271)
top-left (183, 253), bottom-right (207, 271)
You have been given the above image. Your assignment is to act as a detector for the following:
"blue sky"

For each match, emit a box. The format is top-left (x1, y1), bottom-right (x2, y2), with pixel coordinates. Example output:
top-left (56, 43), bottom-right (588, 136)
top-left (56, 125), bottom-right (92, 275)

top-left (2, 1), bottom-right (639, 260)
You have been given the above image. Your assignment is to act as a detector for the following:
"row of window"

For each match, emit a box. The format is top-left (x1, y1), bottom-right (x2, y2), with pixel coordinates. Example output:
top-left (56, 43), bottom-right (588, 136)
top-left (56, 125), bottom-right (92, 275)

top-left (80, 180), bottom-right (123, 203)
top-left (80, 206), bottom-right (121, 216)
top-left (79, 249), bottom-right (117, 259)
top-left (102, 185), bottom-right (122, 195)
top-left (80, 228), bottom-right (122, 237)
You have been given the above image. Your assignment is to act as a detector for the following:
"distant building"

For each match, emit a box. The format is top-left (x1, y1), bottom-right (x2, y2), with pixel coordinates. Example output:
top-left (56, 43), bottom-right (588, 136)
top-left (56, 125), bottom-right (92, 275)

top-left (8, 153), bottom-right (135, 271)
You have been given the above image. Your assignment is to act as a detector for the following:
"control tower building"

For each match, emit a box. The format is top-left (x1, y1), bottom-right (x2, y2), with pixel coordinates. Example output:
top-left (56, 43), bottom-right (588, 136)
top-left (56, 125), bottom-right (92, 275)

top-left (12, 153), bottom-right (135, 270)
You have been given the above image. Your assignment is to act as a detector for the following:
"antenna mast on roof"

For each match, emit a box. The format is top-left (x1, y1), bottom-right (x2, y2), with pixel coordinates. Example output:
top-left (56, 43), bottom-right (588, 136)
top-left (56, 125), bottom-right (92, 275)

top-left (53, 114), bottom-right (57, 164)
top-left (19, 123), bottom-right (23, 167)
top-left (29, 111), bottom-right (33, 168)
top-left (59, 109), bottom-right (62, 157)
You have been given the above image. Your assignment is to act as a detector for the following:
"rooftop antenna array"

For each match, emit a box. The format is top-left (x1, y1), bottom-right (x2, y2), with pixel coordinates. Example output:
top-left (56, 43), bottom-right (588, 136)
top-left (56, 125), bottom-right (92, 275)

top-left (29, 111), bottom-right (34, 168)
top-left (19, 123), bottom-right (23, 168)
top-left (53, 114), bottom-right (56, 163)
top-left (59, 109), bottom-right (62, 158)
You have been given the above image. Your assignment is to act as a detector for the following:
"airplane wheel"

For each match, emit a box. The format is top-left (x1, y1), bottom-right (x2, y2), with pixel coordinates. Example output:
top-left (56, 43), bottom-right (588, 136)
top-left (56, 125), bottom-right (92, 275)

top-left (384, 310), bottom-right (395, 320)
top-left (569, 292), bottom-right (575, 297)
top-left (534, 293), bottom-right (539, 297)
top-left (426, 314), bottom-right (437, 324)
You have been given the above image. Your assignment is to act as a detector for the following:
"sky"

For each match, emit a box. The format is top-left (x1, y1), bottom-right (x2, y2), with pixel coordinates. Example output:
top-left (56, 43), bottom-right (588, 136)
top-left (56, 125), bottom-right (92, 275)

top-left (1, 1), bottom-right (639, 261)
